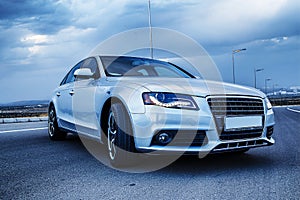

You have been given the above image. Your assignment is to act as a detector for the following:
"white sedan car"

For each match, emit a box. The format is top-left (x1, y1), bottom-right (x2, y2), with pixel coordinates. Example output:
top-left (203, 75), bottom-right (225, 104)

top-left (48, 56), bottom-right (275, 166)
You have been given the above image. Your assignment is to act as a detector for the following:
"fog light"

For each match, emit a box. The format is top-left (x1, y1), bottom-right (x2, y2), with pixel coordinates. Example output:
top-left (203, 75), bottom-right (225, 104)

top-left (156, 132), bottom-right (172, 145)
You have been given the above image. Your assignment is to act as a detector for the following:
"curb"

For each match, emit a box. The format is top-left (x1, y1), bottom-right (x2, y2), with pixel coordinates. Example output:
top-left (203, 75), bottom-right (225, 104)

top-left (0, 117), bottom-right (48, 124)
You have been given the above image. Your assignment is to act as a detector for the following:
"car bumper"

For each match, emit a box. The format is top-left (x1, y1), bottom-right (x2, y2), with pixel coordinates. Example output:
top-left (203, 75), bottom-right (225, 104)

top-left (130, 97), bottom-right (275, 156)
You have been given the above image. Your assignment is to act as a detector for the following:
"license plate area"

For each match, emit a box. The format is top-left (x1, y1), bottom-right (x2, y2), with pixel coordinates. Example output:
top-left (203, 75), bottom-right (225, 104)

top-left (225, 116), bottom-right (263, 131)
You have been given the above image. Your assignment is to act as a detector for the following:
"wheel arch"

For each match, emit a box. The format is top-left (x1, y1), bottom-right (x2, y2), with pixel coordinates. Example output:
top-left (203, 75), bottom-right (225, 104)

top-left (100, 97), bottom-right (134, 139)
top-left (48, 101), bottom-right (54, 112)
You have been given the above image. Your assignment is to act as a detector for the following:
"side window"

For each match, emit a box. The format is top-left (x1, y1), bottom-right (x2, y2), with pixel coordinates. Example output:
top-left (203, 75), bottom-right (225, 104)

top-left (64, 61), bottom-right (82, 84)
top-left (80, 57), bottom-right (100, 79)
top-left (154, 66), bottom-right (182, 78)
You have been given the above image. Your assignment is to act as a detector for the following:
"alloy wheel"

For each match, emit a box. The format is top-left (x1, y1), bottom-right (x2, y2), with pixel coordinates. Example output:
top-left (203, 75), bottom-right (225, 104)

top-left (107, 111), bottom-right (117, 160)
top-left (48, 108), bottom-right (56, 137)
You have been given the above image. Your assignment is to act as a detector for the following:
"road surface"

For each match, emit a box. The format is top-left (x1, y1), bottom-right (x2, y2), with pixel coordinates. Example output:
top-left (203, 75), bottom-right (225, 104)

top-left (0, 107), bottom-right (299, 199)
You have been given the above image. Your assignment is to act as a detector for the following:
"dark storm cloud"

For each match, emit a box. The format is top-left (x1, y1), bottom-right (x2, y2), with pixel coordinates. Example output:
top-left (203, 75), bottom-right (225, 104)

top-left (264, 2), bottom-right (300, 38)
top-left (0, 0), bottom-right (53, 19)
top-left (159, 0), bottom-right (300, 47)
top-left (0, 0), bottom-right (72, 34)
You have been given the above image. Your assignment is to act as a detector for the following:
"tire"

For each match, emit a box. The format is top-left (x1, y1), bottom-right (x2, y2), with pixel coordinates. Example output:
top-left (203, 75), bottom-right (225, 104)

top-left (106, 103), bottom-right (136, 167)
top-left (48, 106), bottom-right (67, 141)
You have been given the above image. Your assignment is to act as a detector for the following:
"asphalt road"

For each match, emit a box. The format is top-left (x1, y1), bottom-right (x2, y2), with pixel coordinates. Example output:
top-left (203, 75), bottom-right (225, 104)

top-left (1, 107), bottom-right (299, 200)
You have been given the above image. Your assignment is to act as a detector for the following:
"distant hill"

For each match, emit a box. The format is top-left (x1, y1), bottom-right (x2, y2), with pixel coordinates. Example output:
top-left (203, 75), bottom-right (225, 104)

top-left (0, 100), bottom-right (49, 107)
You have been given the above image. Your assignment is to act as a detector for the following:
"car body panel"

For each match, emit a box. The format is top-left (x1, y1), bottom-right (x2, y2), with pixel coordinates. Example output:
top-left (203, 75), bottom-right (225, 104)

top-left (54, 82), bottom-right (74, 126)
top-left (106, 77), bottom-right (266, 98)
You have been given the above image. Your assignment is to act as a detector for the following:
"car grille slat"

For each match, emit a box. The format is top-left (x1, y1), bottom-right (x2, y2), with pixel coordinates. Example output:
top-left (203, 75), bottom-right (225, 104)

top-left (213, 139), bottom-right (271, 152)
top-left (207, 96), bottom-right (265, 140)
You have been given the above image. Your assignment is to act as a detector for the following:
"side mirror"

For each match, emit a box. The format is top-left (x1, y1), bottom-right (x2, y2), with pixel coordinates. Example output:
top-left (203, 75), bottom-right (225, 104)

top-left (74, 68), bottom-right (94, 79)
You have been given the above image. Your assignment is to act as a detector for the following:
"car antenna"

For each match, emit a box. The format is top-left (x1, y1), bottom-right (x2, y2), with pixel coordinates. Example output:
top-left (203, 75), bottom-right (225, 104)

top-left (148, 0), bottom-right (153, 59)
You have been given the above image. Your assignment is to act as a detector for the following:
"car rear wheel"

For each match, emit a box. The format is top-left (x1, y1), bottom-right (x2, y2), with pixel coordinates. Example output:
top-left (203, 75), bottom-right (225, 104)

top-left (48, 106), bottom-right (67, 141)
top-left (107, 103), bottom-right (136, 167)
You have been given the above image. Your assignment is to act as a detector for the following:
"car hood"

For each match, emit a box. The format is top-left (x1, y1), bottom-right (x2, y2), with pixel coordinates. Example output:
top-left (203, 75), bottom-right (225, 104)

top-left (107, 77), bottom-right (266, 98)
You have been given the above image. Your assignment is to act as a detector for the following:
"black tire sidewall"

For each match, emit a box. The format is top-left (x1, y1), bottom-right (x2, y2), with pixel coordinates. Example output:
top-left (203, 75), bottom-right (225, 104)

top-left (108, 103), bottom-right (136, 167)
top-left (48, 106), bottom-right (67, 141)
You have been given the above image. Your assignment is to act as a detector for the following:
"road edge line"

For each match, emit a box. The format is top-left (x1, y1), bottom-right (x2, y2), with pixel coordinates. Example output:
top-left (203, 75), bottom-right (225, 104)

top-left (0, 127), bottom-right (48, 134)
top-left (287, 107), bottom-right (300, 113)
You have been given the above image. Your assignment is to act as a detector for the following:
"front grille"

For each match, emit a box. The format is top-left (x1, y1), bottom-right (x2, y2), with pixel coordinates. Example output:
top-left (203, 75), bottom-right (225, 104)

top-left (151, 130), bottom-right (207, 147)
top-left (207, 96), bottom-right (264, 140)
top-left (219, 128), bottom-right (263, 140)
top-left (207, 97), bottom-right (264, 116)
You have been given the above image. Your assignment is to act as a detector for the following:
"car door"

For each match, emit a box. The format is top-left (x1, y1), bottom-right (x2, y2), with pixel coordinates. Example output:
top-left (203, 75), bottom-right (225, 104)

top-left (55, 61), bottom-right (82, 130)
top-left (72, 57), bottom-right (101, 136)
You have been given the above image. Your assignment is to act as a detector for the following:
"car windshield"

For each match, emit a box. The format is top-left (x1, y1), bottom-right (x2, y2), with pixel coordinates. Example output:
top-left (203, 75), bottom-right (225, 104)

top-left (100, 56), bottom-right (193, 78)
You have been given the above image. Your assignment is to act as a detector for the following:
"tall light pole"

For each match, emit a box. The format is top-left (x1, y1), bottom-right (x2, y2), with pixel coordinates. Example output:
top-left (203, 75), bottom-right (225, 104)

top-left (232, 48), bottom-right (247, 84)
top-left (265, 78), bottom-right (271, 95)
top-left (254, 68), bottom-right (264, 88)
top-left (148, 0), bottom-right (153, 59)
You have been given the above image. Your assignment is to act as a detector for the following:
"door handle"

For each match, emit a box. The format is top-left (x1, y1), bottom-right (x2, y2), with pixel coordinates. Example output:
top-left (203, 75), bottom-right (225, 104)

top-left (56, 92), bottom-right (61, 97)
top-left (69, 90), bottom-right (75, 96)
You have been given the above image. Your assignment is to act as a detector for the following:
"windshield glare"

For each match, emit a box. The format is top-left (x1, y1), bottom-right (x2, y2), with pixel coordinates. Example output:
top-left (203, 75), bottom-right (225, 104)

top-left (100, 56), bottom-right (193, 78)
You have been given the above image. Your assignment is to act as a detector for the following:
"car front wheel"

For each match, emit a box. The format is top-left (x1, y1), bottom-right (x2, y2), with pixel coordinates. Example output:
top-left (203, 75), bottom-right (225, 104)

top-left (48, 106), bottom-right (67, 141)
top-left (107, 103), bottom-right (136, 167)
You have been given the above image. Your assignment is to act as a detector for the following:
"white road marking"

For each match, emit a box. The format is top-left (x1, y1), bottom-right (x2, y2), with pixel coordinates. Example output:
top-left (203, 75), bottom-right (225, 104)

top-left (0, 127), bottom-right (48, 134)
top-left (287, 107), bottom-right (300, 113)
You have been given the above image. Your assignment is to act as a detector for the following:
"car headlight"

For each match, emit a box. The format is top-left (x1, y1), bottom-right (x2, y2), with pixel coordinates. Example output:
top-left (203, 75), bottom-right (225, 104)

top-left (142, 92), bottom-right (199, 110)
top-left (265, 97), bottom-right (273, 110)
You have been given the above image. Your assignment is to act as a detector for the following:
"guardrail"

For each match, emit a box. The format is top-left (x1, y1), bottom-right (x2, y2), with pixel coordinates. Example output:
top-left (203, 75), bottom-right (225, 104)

top-left (269, 96), bottom-right (300, 106)
top-left (0, 105), bottom-right (48, 118)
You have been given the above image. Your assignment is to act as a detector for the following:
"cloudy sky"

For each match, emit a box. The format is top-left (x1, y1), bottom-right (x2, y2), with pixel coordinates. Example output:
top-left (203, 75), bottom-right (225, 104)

top-left (0, 0), bottom-right (299, 103)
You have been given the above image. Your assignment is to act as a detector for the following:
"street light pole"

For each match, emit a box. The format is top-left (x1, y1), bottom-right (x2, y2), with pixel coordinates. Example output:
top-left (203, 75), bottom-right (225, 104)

top-left (254, 68), bottom-right (264, 88)
top-left (232, 48), bottom-right (246, 84)
top-left (148, 0), bottom-right (153, 59)
top-left (232, 53), bottom-right (235, 84)
top-left (265, 78), bottom-right (271, 95)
